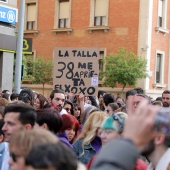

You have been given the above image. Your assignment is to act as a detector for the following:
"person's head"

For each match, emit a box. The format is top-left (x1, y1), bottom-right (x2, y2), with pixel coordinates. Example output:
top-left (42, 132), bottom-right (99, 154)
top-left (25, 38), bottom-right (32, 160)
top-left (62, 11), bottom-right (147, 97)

top-left (81, 105), bottom-right (99, 125)
top-left (36, 108), bottom-right (63, 134)
top-left (73, 103), bottom-right (81, 120)
top-left (60, 114), bottom-right (79, 143)
top-left (64, 100), bottom-right (74, 115)
top-left (116, 96), bottom-right (125, 103)
top-left (25, 142), bottom-right (77, 170)
top-left (19, 88), bottom-right (35, 106)
top-left (2, 103), bottom-right (37, 142)
top-left (2, 93), bottom-right (10, 101)
top-left (100, 112), bottom-right (128, 145)
top-left (133, 94), bottom-right (150, 110)
top-left (9, 128), bottom-right (59, 170)
top-left (78, 111), bottom-right (107, 146)
top-left (106, 102), bottom-right (119, 116)
top-left (50, 89), bottom-right (65, 112)
top-left (97, 90), bottom-right (106, 101)
top-left (34, 94), bottom-right (47, 110)
top-left (141, 107), bottom-right (170, 159)
top-left (103, 93), bottom-right (115, 107)
top-left (162, 90), bottom-right (170, 107)
top-left (134, 87), bottom-right (144, 94)
top-left (151, 100), bottom-right (162, 107)
top-left (0, 97), bottom-right (9, 108)
top-left (141, 134), bottom-right (170, 160)
top-left (10, 93), bottom-right (19, 101)
top-left (2, 89), bottom-right (10, 94)
top-left (156, 97), bottom-right (162, 101)
top-left (125, 89), bottom-right (137, 101)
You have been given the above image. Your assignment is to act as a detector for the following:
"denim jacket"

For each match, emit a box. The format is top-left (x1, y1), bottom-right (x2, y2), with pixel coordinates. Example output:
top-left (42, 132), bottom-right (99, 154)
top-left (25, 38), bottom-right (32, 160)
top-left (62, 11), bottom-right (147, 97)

top-left (72, 139), bottom-right (99, 165)
top-left (0, 142), bottom-right (10, 170)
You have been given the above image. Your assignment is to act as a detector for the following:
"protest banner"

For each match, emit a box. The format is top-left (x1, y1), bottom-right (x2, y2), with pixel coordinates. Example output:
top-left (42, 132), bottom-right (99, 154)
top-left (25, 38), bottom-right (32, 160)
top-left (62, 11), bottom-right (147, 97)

top-left (53, 47), bottom-right (99, 96)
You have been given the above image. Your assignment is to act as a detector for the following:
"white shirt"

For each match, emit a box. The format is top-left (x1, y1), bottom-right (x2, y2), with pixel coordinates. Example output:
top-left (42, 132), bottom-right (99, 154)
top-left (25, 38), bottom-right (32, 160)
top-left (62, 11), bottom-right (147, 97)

top-left (147, 148), bottom-right (170, 170)
top-left (60, 108), bottom-right (68, 115)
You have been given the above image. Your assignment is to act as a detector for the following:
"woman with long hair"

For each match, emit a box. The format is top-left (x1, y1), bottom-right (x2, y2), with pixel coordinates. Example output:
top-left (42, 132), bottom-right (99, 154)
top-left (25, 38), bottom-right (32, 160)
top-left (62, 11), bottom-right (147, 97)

top-left (34, 94), bottom-right (48, 110)
top-left (73, 103), bottom-right (81, 124)
top-left (72, 111), bottom-right (107, 165)
top-left (64, 100), bottom-right (74, 115)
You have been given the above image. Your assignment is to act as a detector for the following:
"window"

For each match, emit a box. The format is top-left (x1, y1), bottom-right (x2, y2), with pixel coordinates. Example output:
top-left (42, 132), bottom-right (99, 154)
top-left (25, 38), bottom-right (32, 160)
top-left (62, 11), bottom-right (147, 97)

top-left (87, 0), bottom-right (109, 33)
top-left (157, 0), bottom-right (167, 28)
top-left (90, 0), bottom-right (109, 27)
top-left (155, 51), bottom-right (165, 84)
top-left (55, 0), bottom-right (71, 29)
top-left (25, 2), bottom-right (38, 31)
top-left (99, 49), bottom-right (106, 80)
top-left (58, 1), bottom-right (69, 28)
top-left (94, 0), bottom-right (107, 26)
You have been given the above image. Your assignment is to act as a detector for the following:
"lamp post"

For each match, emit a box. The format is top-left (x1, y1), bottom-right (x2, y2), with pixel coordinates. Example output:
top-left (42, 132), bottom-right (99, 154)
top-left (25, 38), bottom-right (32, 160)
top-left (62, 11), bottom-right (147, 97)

top-left (14, 0), bottom-right (25, 93)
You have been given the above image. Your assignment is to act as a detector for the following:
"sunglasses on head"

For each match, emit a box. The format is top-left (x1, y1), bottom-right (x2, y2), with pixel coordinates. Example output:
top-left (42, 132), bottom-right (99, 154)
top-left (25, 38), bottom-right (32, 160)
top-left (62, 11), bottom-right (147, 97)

top-left (65, 108), bottom-right (72, 111)
top-left (112, 114), bottom-right (124, 133)
top-left (10, 152), bottom-right (20, 162)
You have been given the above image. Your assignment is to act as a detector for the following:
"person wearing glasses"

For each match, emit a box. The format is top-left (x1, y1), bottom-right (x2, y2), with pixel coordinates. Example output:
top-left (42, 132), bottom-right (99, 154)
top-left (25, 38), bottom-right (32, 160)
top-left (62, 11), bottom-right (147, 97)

top-left (64, 100), bottom-right (74, 115)
top-left (86, 112), bottom-right (127, 169)
top-left (87, 112), bottom-right (148, 170)
top-left (106, 102), bottom-right (119, 116)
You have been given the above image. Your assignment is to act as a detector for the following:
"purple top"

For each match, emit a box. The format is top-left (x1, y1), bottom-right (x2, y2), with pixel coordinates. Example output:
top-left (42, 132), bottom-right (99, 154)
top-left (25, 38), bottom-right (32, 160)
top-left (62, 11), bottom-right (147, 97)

top-left (57, 131), bottom-right (73, 149)
top-left (91, 136), bottom-right (102, 153)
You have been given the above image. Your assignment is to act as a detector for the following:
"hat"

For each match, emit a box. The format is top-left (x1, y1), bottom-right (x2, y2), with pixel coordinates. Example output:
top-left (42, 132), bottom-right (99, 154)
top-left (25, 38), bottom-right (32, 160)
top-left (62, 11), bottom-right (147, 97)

top-left (102, 112), bottom-right (128, 133)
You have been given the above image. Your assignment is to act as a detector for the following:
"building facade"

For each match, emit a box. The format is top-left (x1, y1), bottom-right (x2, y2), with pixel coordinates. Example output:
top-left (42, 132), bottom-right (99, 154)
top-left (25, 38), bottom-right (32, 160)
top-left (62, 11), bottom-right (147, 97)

top-left (17, 0), bottom-right (170, 99)
top-left (0, 0), bottom-right (18, 92)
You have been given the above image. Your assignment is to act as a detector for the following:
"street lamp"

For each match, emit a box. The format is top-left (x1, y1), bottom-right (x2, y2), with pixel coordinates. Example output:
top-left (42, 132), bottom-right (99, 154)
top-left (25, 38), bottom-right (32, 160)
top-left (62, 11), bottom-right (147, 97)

top-left (14, 0), bottom-right (25, 93)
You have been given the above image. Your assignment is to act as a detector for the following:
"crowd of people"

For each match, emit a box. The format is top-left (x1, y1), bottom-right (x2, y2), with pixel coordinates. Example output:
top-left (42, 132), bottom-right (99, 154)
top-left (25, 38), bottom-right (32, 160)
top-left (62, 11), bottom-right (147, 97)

top-left (0, 87), bottom-right (170, 170)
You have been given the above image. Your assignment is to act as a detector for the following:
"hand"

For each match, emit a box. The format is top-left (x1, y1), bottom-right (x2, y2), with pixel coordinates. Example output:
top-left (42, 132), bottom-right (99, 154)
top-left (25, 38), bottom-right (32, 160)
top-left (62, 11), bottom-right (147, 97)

top-left (79, 93), bottom-right (85, 102)
top-left (67, 91), bottom-right (75, 101)
top-left (123, 96), bottom-right (160, 150)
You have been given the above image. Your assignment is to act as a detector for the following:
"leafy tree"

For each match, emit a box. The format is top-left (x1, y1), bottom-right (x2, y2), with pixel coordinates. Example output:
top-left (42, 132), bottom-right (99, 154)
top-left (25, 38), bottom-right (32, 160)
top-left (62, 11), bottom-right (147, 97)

top-left (31, 57), bottom-right (53, 95)
top-left (22, 55), bottom-right (34, 79)
top-left (101, 48), bottom-right (148, 94)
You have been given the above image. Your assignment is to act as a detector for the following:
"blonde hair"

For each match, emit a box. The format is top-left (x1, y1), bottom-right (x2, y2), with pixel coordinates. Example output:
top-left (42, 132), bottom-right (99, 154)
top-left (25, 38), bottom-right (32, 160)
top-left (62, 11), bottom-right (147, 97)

top-left (78, 111), bottom-right (107, 147)
top-left (9, 128), bottom-right (58, 157)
